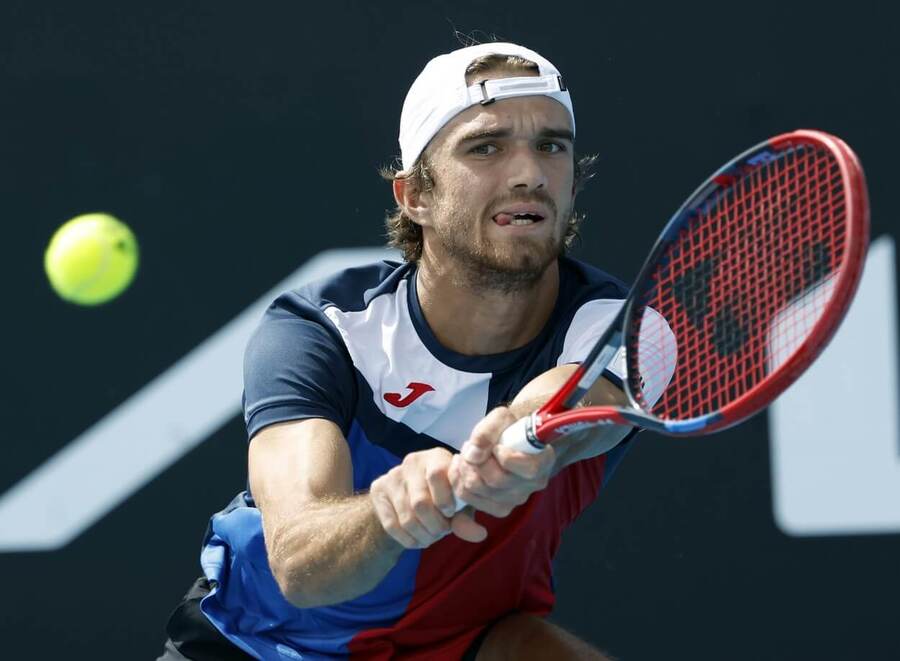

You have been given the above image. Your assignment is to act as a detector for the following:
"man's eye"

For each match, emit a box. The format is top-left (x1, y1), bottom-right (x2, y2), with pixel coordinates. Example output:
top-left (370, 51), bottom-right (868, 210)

top-left (539, 142), bottom-right (566, 153)
top-left (470, 143), bottom-right (498, 155)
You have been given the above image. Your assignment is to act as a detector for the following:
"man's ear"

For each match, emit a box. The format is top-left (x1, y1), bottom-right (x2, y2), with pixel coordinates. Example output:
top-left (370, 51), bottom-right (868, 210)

top-left (393, 176), bottom-right (432, 227)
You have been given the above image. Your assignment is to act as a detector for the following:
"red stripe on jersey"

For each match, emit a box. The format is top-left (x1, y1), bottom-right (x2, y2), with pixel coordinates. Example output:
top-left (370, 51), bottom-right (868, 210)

top-left (348, 454), bottom-right (608, 659)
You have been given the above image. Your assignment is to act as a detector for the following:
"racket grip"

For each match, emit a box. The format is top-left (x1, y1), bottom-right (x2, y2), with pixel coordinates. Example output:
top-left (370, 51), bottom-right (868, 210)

top-left (452, 415), bottom-right (544, 512)
top-left (498, 415), bottom-right (544, 454)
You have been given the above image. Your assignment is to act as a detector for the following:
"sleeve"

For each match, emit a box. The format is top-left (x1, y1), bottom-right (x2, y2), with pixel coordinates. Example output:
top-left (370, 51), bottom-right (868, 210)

top-left (555, 298), bottom-right (626, 386)
top-left (242, 296), bottom-right (357, 440)
top-left (555, 299), bottom-right (677, 407)
top-left (631, 305), bottom-right (678, 409)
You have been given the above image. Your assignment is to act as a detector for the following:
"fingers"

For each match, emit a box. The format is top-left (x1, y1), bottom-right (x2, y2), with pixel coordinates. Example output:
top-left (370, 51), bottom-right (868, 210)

top-left (424, 460), bottom-right (457, 518)
top-left (454, 489), bottom-right (518, 518)
top-left (369, 482), bottom-right (421, 549)
top-left (406, 469), bottom-right (452, 538)
top-left (368, 422), bottom-right (554, 551)
top-left (451, 442), bottom-right (555, 518)
top-left (370, 449), bottom-right (460, 550)
top-left (493, 442), bottom-right (555, 483)
top-left (461, 407), bottom-right (518, 464)
top-left (449, 455), bottom-right (526, 518)
top-left (458, 453), bottom-right (516, 497)
top-left (450, 508), bottom-right (487, 543)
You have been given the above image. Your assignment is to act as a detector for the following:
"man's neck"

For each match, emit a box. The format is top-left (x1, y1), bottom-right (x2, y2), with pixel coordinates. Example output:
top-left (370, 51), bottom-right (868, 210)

top-left (415, 255), bottom-right (560, 356)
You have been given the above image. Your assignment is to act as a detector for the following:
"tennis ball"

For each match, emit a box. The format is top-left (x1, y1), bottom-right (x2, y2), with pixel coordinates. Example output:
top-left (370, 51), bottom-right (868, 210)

top-left (44, 213), bottom-right (139, 306)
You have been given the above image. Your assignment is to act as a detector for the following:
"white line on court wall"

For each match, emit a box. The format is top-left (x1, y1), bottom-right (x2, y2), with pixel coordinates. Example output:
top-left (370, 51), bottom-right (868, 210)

top-left (4, 240), bottom-right (896, 551)
top-left (0, 248), bottom-right (397, 552)
top-left (769, 235), bottom-right (900, 536)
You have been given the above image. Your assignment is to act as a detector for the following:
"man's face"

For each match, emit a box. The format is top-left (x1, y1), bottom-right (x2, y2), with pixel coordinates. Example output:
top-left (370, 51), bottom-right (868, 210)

top-left (417, 92), bottom-right (576, 292)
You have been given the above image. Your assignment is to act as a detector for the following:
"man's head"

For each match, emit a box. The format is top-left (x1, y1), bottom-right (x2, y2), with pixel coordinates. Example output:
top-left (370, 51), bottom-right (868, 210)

top-left (384, 43), bottom-right (595, 290)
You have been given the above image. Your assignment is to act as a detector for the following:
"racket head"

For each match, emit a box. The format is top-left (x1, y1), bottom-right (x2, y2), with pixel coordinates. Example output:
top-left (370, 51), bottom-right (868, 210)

top-left (621, 129), bottom-right (869, 435)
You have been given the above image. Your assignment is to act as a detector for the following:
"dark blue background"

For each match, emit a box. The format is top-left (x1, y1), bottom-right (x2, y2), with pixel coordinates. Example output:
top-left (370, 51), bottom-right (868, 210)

top-left (2, 1), bottom-right (898, 658)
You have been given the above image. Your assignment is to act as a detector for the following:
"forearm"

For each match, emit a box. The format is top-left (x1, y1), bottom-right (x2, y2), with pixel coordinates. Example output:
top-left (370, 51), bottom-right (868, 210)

top-left (263, 493), bottom-right (402, 608)
top-left (507, 372), bottom-right (632, 471)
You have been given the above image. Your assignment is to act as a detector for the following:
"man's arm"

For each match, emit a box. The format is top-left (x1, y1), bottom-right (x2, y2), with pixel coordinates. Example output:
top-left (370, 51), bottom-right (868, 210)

top-left (249, 419), bottom-right (394, 608)
top-left (509, 363), bottom-right (632, 470)
top-left (249, 417), bottom-right (485, 609)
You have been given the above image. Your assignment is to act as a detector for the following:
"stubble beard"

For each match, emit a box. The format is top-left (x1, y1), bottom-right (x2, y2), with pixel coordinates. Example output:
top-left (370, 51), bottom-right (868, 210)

top-left (432, 197), bottom-right (573, 295)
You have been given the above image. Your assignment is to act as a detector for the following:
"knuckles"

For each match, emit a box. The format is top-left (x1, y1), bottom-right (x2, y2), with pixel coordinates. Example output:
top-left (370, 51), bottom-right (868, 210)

top-left (490, 405), bottom-right (516, 423)
top-left (424, 464), bottom-right (444, 483)
top-left (480, 466), bottom-right (509, 490)
top-left (382, 518), bottom-right (402, 535)
top-left (376, 440), bottom-right (549, 538)
top-left (410, 496), bottom-right (432, 517)
top-left (397, 510), bottom-right (416, 528)
top-left (370, 475), bottom-right (388, 496)
top-left (462, 472), bottom-right (483, 493)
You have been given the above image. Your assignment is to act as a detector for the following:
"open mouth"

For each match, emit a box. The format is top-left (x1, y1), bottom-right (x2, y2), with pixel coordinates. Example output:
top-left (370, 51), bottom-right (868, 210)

top-left (492, 212), bottom-right (546, 226)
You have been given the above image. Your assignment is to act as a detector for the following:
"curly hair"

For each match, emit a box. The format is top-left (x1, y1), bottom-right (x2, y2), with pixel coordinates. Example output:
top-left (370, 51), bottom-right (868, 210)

top-left (382, 53), bottom-right (597, 262)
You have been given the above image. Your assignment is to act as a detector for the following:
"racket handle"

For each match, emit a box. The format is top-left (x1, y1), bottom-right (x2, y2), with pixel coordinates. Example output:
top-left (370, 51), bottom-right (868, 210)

top-left (498, 414), bottom-right (545, 454)
top-left (452, 415), bottom-right (545, 512)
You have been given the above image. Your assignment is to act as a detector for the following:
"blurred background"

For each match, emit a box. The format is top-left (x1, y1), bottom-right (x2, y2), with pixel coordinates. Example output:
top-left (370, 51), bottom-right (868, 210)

top-left (2, 1), bottom-right (898, 659)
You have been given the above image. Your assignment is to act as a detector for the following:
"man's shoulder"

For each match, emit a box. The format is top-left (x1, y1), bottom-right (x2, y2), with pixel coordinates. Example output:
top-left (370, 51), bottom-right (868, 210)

top-left (545, 257), bottom-right (630, 374)
top-left (269, 259), bottom-right (413, 318)
top-left (558, 255), bottom-right (629, 303)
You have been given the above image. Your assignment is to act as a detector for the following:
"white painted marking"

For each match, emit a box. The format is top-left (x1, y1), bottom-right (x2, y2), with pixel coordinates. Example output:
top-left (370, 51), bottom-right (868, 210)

top-left (0, 248), bottom-right (396, 551)
top-left (769, 236), bottom-right (900, 536)
top-left (7, 239), bottom-right (893, 549)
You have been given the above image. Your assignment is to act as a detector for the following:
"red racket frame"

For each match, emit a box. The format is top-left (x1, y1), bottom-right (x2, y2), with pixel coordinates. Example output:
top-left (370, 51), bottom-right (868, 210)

top-left (528, 130), bottom-right (869, 443)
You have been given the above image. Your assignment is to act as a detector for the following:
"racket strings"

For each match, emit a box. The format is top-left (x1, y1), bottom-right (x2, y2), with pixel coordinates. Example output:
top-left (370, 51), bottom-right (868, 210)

top-left (629, 144), bottom-right (846, 420)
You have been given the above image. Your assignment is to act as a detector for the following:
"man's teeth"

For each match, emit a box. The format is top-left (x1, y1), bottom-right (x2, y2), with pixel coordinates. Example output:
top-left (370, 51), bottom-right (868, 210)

top-left (493, 212), bottom-right (543, 226)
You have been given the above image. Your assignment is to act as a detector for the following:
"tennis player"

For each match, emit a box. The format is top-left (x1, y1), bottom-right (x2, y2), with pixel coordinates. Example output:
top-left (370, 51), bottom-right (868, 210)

top-left (158, 42), bottom-right (638, 660)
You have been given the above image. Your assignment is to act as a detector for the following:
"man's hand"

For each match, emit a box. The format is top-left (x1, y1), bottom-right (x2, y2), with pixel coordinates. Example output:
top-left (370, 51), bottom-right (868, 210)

top-left (369, 448), bottom-right (488, 549)
top-left (449, 407), bottom-right (556, 518)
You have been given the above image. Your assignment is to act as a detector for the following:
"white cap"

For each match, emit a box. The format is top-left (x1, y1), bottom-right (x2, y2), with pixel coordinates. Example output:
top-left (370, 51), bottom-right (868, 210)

top-left (399, 42), bottom-right (575, 170)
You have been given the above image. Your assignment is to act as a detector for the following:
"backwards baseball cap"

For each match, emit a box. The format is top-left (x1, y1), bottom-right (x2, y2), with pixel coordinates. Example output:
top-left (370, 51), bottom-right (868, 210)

top-left (398, 42), bottom-right (575, 171)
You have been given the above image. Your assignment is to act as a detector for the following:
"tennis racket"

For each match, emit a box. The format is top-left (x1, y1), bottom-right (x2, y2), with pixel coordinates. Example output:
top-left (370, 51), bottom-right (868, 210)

top-left (497, 129), bottom-right (869, 455)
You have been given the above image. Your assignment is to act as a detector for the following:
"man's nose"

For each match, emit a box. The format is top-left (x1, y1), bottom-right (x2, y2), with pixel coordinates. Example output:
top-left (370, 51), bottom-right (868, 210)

top-left (506, 148), bottom-right (548, 191)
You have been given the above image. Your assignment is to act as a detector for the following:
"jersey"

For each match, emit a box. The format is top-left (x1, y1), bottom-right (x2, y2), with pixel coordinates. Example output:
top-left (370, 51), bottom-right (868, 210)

top-left (197, 256), bottom-right (636, 660)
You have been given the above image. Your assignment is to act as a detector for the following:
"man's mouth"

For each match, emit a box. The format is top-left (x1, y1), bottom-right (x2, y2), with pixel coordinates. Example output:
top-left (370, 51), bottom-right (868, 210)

top-left (492, 204), bottom-right (549, 226)
top-left (493, 212), bottom-right (545, 226)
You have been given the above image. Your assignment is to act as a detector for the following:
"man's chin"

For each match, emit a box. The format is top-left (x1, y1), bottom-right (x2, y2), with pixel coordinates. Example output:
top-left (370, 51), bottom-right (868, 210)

top-left (435, 227), bottom-right (562, 292)
top-left (493, 240), bottom-right (560, 272)
top-left (467, 247), bottom-right (559, 292)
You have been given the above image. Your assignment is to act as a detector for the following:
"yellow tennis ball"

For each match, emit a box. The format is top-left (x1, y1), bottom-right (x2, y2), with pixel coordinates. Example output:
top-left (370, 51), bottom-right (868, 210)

top-left (44, 213), bottom-right (139, 305)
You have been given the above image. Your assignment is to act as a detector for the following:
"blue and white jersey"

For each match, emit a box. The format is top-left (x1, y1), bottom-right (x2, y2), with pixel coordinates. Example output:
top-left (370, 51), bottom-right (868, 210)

top-left (199, 257), bottom-right (637, 660)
